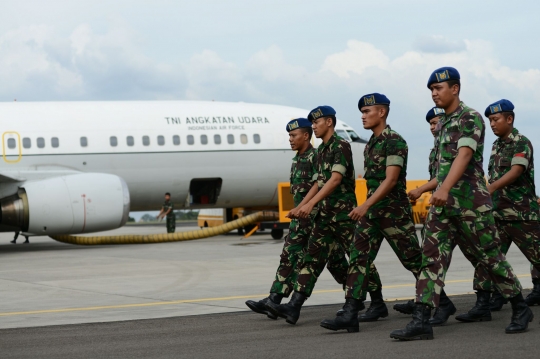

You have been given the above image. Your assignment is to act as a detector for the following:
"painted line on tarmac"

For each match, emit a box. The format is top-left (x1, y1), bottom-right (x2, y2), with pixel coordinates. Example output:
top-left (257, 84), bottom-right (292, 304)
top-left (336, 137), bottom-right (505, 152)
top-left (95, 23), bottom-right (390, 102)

top-left (0, 274), bottom-right (530, 317)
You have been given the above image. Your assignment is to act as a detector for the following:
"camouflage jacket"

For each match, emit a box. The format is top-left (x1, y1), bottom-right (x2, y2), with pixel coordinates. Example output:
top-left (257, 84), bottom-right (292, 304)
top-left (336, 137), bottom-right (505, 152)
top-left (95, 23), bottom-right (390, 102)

top-left (488, 128), bottom-right (539, 221)
top-left (315, 132), bottom-right (356, 222)
top-left (433, 101), bottom-right (492, 216)
top-left (364, 125), bottom-right (410, 218)
top-left (428, 135), bottom-right (439, 180)
top-left (290, 145), bottom-right (317, 207)
top-left (163, 201), bottom-right (175, 219)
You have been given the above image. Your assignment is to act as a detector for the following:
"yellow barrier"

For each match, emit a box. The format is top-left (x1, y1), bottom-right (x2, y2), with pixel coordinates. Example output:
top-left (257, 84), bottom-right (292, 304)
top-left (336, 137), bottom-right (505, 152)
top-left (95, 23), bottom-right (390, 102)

top-left (50, 211), bottom-right (279, 246)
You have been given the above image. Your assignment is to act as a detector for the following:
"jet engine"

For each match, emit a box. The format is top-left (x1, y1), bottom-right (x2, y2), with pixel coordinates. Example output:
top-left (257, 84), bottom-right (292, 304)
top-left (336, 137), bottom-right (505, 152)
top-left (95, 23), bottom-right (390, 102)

top-left (0, 173), bottom-right (130, 235)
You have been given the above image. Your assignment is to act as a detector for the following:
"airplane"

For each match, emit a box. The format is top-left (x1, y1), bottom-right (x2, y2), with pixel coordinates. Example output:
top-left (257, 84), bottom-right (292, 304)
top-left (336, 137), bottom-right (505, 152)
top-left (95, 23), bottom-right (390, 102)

top-left (0, 101), bottom-right (367, 237)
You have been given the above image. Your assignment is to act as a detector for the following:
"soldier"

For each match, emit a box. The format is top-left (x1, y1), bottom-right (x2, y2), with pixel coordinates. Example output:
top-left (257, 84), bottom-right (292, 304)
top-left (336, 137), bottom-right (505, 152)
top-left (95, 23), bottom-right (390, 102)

top-left (245, 118), bottom-right (349, 319)
top-left (265, 106), bottom-right (357, 325)
top-left (157, 192), bottom-right (176, 233)
top-left (456, 99), bottom-right (540, 318)
top-left (390, 67), bottom-right (533, 341)
top-left (320, 93), bottom-right (423, 333)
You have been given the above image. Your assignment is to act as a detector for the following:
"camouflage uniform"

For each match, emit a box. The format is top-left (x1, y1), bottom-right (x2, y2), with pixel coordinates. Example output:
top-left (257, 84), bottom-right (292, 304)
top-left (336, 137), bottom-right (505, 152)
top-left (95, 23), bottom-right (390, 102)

top-left (270, 145), bottom-right (349, 296)
top-left (346, 126), bottom-right (422, 300)
top-left (163, 200), bottom-right (176, 233)
top-left (416, 102), bottom-right (522, 308)
top-left (294, 133), bottom-right (358, 296)
top-left (475, 128), bottom-right (540, 288)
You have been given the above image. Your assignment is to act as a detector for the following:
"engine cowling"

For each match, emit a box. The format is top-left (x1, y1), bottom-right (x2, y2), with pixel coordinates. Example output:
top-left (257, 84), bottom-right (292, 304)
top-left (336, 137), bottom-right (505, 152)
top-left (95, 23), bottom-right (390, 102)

top-left (0, 173), bottom-right (130, 235)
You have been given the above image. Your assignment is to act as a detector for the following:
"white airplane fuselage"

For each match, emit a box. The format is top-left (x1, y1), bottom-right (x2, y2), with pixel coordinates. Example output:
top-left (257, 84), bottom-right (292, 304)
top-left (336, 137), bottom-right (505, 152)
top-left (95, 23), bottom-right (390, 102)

top-left (0, 101), bottom-right (366, 234)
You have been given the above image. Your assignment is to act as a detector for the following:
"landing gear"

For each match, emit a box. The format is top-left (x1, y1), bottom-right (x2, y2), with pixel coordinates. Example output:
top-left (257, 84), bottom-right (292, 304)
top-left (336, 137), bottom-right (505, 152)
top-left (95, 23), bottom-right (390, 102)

top-left (271, 229), bottom-right (284, 240)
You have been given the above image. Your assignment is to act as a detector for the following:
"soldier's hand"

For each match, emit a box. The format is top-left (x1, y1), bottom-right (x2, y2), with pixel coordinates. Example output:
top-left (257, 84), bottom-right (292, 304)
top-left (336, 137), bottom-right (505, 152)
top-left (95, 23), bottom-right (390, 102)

top-left (348, 204), bottom-right (368, 221)
top-left (487, 184), bottom-right (495, 196)
top-left (296, 203), bottom-right (314, 218)
top-left (286, 208), bottom-right (298, 219)
top-left (408, 188), bottom-right (422, 201)
top-left (429, 188), bottom-right (448, 207)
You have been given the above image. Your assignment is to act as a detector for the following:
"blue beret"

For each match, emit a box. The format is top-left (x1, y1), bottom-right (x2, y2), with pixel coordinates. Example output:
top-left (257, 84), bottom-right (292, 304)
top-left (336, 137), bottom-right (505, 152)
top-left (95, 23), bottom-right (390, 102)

top-left (286, 118), bottom-right (311, 132)
top-left (427, 67), bottom-right (460, 88)
top-left (358, 93), bottom-right (390, 110)
top-left (485, 99), bottom-right (514, 117)
top-left (426, 107), bottom-right (445, 122)
top-left (307, 106), bottom-right (336, 122)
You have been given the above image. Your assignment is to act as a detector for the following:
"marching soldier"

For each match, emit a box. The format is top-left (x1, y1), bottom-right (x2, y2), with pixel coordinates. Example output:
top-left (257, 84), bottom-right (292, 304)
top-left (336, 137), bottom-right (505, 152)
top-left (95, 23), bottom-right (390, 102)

top-left (245, 118), bottom-right (350, 319)
top-left (391, 67), bottom-right (533, 341)
top-left (320, 93), bottom-right (423, 333)
top-left (157, 192), bottom-right (176, 233)
top-left (456, 99), bottom-right (540, 318)
top-left (265, 106), bottom-right (358, 325)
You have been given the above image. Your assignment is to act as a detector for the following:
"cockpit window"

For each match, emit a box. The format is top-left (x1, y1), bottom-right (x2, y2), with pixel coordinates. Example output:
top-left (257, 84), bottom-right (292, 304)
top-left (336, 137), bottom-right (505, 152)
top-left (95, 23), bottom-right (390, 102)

top-left (347, 130), bottom-right (368, 144)
top-left (336, 129), bottom-right (351, 141)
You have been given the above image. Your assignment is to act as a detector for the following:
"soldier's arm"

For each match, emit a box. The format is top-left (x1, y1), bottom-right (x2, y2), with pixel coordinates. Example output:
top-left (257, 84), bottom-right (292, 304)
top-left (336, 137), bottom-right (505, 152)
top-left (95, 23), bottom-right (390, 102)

top-left (157, 207), bottom-right (165, 219)
top-left (430, 147), bottom-right (473, 206)
top-left (349, 165), bottom-right (400, 221)
top-left (287, 183), bottom-right (318, 218)
top-left (164, 207), bottom-right (172, 215)
top-left (487, 165), bottom-right (525, 195)
top-left (408, 178), bottom-right (437, 201)
top-left (296, 172), bottom-right (343, 218)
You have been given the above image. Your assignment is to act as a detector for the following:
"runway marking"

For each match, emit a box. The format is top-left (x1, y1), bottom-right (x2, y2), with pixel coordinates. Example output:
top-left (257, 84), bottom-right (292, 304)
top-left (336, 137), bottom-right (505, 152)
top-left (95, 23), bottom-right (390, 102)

top-left (0, 274), bottom-right (530, 317)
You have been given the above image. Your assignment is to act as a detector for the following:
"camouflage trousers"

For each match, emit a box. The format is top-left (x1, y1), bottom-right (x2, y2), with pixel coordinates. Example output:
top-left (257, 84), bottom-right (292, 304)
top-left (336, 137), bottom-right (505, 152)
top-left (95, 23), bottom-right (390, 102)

top-left (345, 213), bottom-right (422, 300)
top-left (166, 217), bottom-right (176, 233)
top-left (270, 218), bottom-right (349, 297)
top-left (416, 209), bottom-right (522, 308)
top-left (474, 219), bottom-right (540, 290)
top-left (294, 219), bottom-right (356, 297)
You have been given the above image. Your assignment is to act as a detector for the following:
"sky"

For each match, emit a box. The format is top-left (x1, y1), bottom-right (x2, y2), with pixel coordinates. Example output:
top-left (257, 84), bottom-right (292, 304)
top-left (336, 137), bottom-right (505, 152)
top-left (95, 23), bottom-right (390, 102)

top-left (1, 0), bottom-right (540, 188)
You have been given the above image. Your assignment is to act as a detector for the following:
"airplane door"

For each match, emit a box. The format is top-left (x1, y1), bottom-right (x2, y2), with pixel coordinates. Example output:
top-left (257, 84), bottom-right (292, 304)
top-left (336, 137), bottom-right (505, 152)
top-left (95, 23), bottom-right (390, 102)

top-left (2, 132), bottom-right (22, 163)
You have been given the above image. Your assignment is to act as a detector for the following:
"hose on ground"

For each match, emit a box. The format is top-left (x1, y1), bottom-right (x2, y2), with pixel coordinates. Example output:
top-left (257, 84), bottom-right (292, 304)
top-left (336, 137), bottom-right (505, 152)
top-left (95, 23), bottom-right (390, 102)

top-left (50, 211), bottom-right (279, 246)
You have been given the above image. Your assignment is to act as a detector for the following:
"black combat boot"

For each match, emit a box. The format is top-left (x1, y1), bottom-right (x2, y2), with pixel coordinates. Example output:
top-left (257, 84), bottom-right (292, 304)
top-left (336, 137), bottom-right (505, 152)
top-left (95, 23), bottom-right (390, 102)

top-left (320, 298), bottom-right (362, 333)
top-left (265, 291), bottom-right (307, 325)
top-left (359, 289), bottom-right (388, 322)
top-left (525, 279), bottom-right (540, 306)
top-left (336, 300), bottom-right (365, 316)
top-left (455, 290), bottom-right (492, 322)
top-left (429, 290), bottom-right (456, 326)
top-left (505, 293), bottom-right (534, 334)
top-left (393, 299), bottom-right (415, 315)
top-left (245, 293), bottom-right (283, 320)
top-left (390, 303), bottom-right (434, 341)
top-left (489, 291), bottom-right (508, 311)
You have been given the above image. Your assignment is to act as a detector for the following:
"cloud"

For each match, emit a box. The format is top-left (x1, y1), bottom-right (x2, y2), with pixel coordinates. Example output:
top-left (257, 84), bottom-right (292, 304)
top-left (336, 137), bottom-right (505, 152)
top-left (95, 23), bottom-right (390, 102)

top-left (413, 35), bottom-right (466, 54)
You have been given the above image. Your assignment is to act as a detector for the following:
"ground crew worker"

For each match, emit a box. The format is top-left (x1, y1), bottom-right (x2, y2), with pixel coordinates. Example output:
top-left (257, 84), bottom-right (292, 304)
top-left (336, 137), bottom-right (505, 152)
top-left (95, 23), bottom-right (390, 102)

top-left (265, 106), bottom-right (357, 325)
top-left (455, 99), bottom-right (540, 318)
top-left (320, 93), bottom-right (423, 333)
top-left (10, 232), bottom-right (29, 244)
top-left (390, 67), bottom-right (533, 341)
top-left (157, 192), bottom-right (176, 233)
top-left (245, 118), bottom-right (350, 319)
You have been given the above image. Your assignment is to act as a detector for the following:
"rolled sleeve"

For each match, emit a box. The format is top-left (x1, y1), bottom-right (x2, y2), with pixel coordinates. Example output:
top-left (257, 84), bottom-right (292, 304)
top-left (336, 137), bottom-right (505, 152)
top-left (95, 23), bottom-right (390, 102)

top-left (331, 164), bottom-right (346, 176)
top-left (386, 155), bottom-right (404, 167)
top-left (511, 157), bottom-right (529, 168)
top-left (457, 137), bottom-right (478, 151)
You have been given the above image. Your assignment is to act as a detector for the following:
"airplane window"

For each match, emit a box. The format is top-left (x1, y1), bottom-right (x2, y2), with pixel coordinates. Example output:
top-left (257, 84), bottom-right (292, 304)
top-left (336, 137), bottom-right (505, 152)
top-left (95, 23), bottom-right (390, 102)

top-left (240, 134), bottom-right (248, 144)
top-left (7, 138), bottom-right (16, 149)
top-left (23, 138), bottom-right (31, 149)
top-left (253, 134), bottom-right (261, 144)
top-left (187, 135), bottom-right (194, 145)
top-left (37, 137), bottom-right (45, 148)
top-left (143, 136), bottom-right (150, 146)
top-left (80, 137), bottom-right (88, 147)
top-left (127, 136), bottom-right (134, 146)
top-left (201, 135), bottom-right (208, 145)
top-left (336, 129), bottom-right (351, 141)
top-left (110, 136), bottom-right (118, 147)
top-left (227, 134), bottom-right (234, 144)
top-left (346, 130), bottom-right (368, 144)
top-left (214, 134), bottom-right (221, 144)
top-left (157, 135), bottom-right (165, 146)
top-left (51, 137), bottom-right (59, 148)
top-left (173, 135), bottom-right (180, 145)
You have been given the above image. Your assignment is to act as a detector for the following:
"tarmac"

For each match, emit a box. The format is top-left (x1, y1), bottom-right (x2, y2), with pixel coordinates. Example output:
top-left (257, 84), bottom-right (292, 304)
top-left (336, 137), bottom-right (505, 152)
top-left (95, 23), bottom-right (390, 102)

top-left (1, 225), bottom-right (539, 358)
